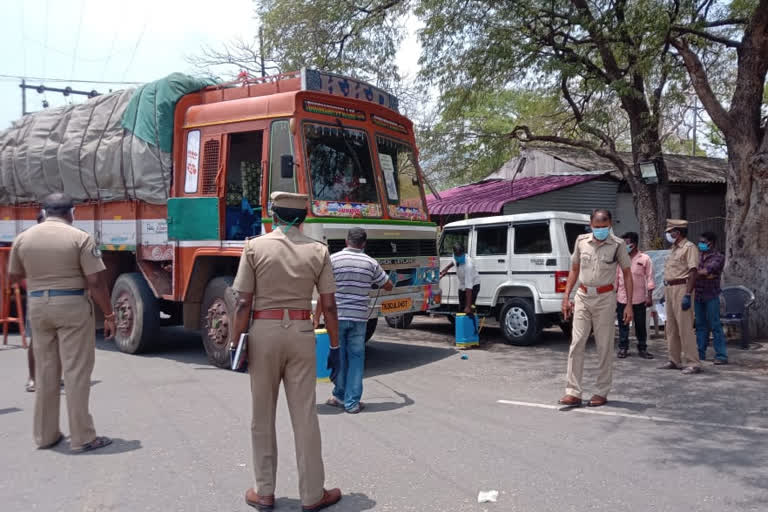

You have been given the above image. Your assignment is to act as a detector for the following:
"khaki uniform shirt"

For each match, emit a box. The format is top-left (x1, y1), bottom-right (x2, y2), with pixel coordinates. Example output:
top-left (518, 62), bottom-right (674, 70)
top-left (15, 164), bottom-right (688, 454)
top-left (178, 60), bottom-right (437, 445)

top-left (663, 238), bottom-right (699, 281)
top-left (233, 227), bottom-right (336, 310)
top-left (8, 218), bottom-right (106, 291)
top-left (571, 233), bottom-right (631, 288)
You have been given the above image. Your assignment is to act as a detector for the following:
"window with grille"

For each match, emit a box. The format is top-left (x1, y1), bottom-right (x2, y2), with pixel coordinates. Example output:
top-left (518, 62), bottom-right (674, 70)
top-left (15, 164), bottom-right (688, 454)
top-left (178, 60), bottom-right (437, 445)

top-left (201, 139), bottom-right (220, 195)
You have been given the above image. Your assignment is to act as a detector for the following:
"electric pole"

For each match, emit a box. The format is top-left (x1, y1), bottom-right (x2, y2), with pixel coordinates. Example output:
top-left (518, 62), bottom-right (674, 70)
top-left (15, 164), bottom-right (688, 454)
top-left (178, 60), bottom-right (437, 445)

top-left (19, 81), bottom-right (100, 116)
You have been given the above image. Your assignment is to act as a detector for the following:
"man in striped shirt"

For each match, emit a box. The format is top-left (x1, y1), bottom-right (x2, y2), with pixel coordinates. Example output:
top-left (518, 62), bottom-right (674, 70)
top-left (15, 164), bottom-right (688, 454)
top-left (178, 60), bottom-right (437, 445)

top-left (323, 227), bottom-right (392, 413)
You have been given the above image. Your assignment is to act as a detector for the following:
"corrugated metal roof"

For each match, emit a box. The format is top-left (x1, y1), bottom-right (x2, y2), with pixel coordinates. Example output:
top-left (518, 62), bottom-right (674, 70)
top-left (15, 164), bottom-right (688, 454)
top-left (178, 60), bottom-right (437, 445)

top-left (427, 174), bottom-right (600, 215)
top-left (527, 145), bottom-right (727, 183)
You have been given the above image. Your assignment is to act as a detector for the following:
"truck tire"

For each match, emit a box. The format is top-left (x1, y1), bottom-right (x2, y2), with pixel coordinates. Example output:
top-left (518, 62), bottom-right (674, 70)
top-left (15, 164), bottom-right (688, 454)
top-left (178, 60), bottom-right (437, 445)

top-left (200, 276), bottom-right (235, 369)
top-left (500, 298), bottom-right (539, 346)
top-left (111, 273), bottom-right (160, 354)
top-left (385, 313), bottom-right (414, 329)
top-left (365, 318), bottom-right (378, 343)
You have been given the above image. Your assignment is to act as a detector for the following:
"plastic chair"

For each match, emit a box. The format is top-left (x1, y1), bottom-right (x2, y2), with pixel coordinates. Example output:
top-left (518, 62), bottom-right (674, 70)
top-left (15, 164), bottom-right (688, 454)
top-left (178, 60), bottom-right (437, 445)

top-left (0, 248), bottom-right (27, 347)
top-left (720, 286), bottom-right (756, 350)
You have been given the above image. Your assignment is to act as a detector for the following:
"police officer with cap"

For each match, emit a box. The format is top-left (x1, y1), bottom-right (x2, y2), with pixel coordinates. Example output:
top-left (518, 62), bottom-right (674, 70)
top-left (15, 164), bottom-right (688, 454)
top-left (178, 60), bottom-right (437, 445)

top-left (559, 209), bottom-right (633, 408)
top-left (8, 193), bottom-right (116, 452)
top-left (231, 191), bottom-right (342, 512)
top-left (658, 219), bottom-right (701, 374)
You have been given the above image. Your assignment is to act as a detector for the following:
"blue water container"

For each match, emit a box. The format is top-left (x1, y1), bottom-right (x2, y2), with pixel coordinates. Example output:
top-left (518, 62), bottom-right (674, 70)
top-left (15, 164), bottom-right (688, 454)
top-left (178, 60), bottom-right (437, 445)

top-left (455, 313), bottom-right (479, 347)
top-left (315, 329), bottom-right (331, 381)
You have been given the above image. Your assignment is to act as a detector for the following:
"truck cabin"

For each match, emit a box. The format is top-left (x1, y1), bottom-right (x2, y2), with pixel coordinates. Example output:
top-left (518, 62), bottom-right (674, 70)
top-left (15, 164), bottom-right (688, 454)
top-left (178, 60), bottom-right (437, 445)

top-left (170, 70), bottom-right (429, 242)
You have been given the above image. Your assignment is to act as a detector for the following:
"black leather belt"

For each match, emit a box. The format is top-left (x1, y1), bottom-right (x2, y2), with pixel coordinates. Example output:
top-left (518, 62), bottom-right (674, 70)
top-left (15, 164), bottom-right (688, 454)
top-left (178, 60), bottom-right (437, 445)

top-left (29, 289), bottom-right (85, 297)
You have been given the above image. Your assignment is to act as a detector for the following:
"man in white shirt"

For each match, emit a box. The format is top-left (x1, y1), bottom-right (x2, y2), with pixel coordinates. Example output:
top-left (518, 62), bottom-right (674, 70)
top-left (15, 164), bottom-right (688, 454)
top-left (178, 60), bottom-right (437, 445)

top-left (439, 244), bottom-right (481, 314)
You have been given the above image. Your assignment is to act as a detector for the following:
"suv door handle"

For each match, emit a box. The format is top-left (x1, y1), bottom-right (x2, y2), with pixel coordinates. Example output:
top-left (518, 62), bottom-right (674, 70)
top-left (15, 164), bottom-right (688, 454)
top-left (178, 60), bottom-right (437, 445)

top-left (497, 259), bottom-right (506, 263)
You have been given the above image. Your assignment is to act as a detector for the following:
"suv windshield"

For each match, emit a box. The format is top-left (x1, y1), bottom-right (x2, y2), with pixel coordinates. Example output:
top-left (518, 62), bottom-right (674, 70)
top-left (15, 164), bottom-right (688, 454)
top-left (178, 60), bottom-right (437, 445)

top-left (305, 123), bottom-right (379, 206)
top-left (376, 136), bottom-right (427, 219)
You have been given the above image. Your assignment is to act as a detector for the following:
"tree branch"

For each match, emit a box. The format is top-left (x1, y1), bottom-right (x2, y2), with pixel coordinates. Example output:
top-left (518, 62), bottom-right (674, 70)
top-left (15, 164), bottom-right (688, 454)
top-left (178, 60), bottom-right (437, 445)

top-left (509, 125), bottom-right (632, 178)
top-left (670, 38), bottom-right (734, 136)
top-left (671, 26), bottom-right (741, 48)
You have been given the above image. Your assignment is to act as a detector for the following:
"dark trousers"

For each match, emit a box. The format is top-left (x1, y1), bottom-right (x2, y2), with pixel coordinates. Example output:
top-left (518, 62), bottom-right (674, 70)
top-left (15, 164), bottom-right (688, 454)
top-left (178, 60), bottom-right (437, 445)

top-left (458, 285), bottom-right (480, 312)
top-left (616, 302), bottom-right (648, 351)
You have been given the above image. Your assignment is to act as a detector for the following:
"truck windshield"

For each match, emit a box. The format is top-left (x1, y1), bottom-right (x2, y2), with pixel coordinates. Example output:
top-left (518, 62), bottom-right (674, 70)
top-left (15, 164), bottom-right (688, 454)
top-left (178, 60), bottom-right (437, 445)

top-left (375, 136), bottom-right (426, 219)
top-left (305, 123), bottom-right (378, 205)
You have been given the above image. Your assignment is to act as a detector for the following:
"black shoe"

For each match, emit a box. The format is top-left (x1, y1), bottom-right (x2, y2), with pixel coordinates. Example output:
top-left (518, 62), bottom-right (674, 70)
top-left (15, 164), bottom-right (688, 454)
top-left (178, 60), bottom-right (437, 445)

top-left (638, 350), bottom-right (655, 359)
top-left (714, 359), bottom-right (728, 365)
top-left (617, 348), bottom-right (628, 358)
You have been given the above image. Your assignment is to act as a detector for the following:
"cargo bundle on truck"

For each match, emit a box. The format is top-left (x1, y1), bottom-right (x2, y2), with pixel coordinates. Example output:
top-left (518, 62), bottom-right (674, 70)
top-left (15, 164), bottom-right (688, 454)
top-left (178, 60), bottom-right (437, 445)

top-left (0, 69), bottom-right (441, 368)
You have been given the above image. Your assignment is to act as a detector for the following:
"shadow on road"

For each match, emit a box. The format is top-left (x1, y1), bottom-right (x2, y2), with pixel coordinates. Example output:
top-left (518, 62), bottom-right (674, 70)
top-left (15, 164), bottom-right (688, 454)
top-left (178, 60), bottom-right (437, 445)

top-left (50, 437), bottom-right (143, 456)
top-left (274, 492), bottom-right (375, 511)
top-left (0, 407), bottom-right (22, 415)
top-left (96, 327), bottom-right (209, 367)
top-left (365, 340), bottom-right (455, 378)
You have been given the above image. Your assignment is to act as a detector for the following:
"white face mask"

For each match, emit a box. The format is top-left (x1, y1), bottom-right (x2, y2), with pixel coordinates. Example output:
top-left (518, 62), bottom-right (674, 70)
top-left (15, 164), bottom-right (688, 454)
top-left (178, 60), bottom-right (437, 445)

top-left (665, 232), bottom-right (676, 244)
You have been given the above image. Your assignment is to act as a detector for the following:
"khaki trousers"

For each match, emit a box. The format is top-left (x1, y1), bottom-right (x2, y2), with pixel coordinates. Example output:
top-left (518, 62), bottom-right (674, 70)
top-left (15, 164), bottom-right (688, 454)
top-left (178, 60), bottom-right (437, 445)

top-left (664, 284), bottom-right (701, 367)
top-left (566, 291), bottom-right (616, 398)
top-left (28, 294), bottom-right (96, 449)
top-left (248, 314), bottom-right (325, 506)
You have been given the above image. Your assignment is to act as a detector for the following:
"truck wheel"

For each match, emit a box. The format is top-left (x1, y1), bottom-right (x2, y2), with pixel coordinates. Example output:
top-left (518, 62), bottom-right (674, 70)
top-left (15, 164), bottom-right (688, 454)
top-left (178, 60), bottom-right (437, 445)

top-left (385, 313), bottom-right (414, 329)
top-left (500, 298), bottom-right (539, 346)
top-left (365, 318), bottom-right (378, 343)
top-left (201, 276), bottom-right (235, 369)
top-left (112, 273), bottom-right (160, 354)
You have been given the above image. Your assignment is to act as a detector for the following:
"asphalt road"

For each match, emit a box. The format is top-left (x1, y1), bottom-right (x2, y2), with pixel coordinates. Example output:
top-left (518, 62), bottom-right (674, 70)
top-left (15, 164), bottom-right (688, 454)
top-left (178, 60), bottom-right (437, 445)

top-left (1, 316), bottom-right (767, 512)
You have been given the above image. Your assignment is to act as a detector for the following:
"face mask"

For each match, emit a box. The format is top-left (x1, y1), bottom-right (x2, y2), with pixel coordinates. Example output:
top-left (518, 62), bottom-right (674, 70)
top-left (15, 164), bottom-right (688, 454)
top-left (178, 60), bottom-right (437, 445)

top-left (592, 227), bottom-right (610, 241)
top-left (626, 245), bottom-right (634, 253)
top-left (698, 242), bottom-right (710, 252)
top-left (454, 254), bottom-right (466, 265)
top-left (665, 232), bottom-right (677, 244)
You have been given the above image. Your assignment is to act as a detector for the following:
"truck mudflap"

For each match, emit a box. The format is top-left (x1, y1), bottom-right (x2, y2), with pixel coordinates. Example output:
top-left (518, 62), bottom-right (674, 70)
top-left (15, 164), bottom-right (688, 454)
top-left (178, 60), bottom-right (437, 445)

top-left (368, 284), bottom-right (440, 318)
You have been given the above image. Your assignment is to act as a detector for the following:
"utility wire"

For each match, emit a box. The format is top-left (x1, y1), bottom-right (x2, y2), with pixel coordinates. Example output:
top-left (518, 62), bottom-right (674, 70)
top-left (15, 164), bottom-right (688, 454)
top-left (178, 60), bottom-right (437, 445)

top-left (122, 17), bottom-right (148, 81)
top-left (0, 74), bottom-right (143, 85)
top-left (101, 27), bottom-right (120, 80)
top-left (71, 0), bottom-right (86, 79)
top-left (42, 0), bottom-right (50, 76)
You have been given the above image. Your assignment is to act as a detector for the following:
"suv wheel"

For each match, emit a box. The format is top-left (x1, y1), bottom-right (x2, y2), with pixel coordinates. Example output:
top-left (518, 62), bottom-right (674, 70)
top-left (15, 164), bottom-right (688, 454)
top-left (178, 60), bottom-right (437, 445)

top-left (500, 298), bottom-right (539, 345)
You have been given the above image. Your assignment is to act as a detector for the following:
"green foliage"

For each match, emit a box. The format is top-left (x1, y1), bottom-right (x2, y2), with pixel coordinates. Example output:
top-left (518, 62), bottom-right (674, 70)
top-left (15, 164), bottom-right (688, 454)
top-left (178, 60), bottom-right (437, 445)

top-left (256, 0), bottom-right (409, 85)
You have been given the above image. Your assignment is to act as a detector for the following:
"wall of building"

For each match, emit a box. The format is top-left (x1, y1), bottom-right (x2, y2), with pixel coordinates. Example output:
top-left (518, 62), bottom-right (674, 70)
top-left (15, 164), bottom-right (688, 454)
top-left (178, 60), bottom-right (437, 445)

top-left (501, 179), bottom-right (618, 216)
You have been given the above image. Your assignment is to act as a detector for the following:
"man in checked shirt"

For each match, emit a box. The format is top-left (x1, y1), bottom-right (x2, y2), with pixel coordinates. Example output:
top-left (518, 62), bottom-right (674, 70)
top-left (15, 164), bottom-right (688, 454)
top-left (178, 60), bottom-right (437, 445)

top-left (694, 232), bottom-right (728, 365)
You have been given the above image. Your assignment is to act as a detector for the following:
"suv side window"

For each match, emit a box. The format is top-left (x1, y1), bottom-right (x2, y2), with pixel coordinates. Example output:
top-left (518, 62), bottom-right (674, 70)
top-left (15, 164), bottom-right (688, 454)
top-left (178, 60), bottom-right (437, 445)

top-left (475, 225), bottom-right (508, 255)
top-left (440, 228), bottom-right (470, 256)
top-left (514, 223), bottom-right (552, 254)
top-left (565, 223), bottom-right (590, 253)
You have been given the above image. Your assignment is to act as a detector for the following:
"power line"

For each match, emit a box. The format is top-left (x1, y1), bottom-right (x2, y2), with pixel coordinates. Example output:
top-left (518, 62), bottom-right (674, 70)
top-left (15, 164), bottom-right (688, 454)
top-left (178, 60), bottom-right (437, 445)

top-left (71, 0), bottom-right (86, 79)
top-left (122, 17), bottom-right (148, 81)
top-left (101, 27), bottom-right (120, 80)
top-left (42, 0), bottom-right (50, 76)
top-left (0, 74), bottom-right (143, 85)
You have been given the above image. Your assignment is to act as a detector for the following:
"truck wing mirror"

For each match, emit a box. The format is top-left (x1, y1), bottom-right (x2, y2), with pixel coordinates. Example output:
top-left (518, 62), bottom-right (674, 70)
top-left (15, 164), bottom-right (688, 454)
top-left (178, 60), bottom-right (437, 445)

top-left (280, 155), bottom-right (294, 179)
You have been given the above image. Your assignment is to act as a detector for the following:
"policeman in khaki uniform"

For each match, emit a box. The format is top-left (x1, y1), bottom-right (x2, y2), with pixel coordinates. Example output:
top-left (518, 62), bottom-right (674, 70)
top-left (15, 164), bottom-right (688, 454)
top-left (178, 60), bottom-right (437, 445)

top-left (231, 192), bottom-right (343, 512)
top-left (559, 209), bottom-right (633, 408)
top-left (658, 219), bottom-right (701, 374)
top-left (8, 193), bottom-right (116, 452)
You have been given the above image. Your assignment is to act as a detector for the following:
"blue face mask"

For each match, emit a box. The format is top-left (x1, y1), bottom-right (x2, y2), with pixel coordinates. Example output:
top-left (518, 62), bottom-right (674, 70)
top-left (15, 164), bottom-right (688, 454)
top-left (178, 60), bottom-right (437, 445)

top-left (698, 242), bottom-right (710, 252)
top-left (626, 245), bottom-right (634, 253)
top-left (454, 254), bottom-right (466, 265)
top-left (592, 227), bottom-right (611, 241)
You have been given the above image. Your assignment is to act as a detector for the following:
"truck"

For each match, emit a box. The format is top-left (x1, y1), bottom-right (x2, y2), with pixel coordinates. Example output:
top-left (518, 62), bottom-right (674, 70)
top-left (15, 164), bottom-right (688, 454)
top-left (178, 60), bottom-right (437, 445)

top-left (0, 69), bottom-right (441, 367)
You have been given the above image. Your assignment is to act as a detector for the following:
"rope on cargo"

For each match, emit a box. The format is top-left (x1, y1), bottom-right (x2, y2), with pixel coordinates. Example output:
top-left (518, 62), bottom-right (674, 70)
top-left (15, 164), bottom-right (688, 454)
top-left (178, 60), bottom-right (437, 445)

top-left (77, 100), bottom-right (99, 201)
top-left (91, 93), bottom-right (122, 206)
top-left (127, 86), bottom-right (146, 201)
top-left (153, 85), bottom-right (169, 200)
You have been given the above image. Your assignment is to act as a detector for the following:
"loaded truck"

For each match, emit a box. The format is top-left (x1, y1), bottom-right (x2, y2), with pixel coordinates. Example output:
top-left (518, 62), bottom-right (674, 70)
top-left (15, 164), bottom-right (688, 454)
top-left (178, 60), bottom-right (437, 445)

top-left (0, 69), bottom-right (441, 367)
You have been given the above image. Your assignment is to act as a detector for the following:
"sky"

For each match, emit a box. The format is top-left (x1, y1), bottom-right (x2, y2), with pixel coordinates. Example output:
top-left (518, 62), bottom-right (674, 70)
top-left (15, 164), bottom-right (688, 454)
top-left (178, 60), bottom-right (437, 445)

top-left (0, 0), bottom-right (422, 130)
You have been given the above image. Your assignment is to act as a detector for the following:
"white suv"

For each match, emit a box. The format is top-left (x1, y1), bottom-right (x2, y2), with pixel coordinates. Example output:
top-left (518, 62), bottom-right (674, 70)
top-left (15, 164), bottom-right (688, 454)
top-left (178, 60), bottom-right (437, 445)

top-left (436, 211), bottom-right (591, 345)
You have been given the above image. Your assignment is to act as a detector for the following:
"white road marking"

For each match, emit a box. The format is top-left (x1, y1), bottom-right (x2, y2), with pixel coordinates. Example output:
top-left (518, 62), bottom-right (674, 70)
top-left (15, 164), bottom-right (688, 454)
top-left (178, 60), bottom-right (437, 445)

top-left (497, 399), bottom-right (768, 434)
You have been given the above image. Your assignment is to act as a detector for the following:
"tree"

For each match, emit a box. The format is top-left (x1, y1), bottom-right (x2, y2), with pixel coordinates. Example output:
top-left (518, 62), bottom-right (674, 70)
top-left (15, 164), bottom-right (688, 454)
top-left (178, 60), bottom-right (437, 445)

top-left (669, 0), bottom-right (768, 331)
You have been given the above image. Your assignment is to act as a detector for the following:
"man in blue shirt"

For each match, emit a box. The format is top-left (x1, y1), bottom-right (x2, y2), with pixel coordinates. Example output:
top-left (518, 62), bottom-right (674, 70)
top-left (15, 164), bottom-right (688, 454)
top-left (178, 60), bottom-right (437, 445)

top-left (319, 228), bottom-right (392, 413)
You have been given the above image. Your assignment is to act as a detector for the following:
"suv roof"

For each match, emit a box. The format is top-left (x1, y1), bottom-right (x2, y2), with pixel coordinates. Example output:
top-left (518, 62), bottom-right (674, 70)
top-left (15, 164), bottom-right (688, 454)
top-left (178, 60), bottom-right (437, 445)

top-left (443, 211), bottom-right (591, 229)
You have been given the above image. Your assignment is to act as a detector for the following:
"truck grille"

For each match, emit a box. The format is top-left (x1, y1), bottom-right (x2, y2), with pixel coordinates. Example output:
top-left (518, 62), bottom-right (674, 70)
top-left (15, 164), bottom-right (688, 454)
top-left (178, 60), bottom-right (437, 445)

top-left (327, 239), bottom-right (437, 258)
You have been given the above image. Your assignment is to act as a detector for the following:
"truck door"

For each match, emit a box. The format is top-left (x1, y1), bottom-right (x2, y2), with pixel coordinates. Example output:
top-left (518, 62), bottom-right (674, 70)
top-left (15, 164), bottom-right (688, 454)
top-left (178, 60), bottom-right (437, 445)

top-left (472, 223), bottom-right (510, 306)
top-left (438, 227), bottom-right (470, 305)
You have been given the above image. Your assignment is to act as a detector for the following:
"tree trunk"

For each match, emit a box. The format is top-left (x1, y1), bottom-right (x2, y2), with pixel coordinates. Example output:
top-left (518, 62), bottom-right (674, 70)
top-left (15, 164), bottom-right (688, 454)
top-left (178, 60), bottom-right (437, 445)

top-left (723, 143), bottom-right (768, 333)
top-left (623, 100), bottom-right (670, 249)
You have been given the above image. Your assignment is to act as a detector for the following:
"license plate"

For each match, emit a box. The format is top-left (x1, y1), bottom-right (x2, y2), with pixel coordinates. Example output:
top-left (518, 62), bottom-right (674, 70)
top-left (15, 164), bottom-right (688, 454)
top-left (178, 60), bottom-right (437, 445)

top-left (381, 297), bottom-right (413, 314)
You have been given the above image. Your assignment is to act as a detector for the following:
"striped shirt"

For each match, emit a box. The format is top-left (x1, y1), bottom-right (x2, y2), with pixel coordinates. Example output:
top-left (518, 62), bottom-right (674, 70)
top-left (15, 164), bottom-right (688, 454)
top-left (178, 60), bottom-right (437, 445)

top-left (330, 247), bottom-right (389, 322)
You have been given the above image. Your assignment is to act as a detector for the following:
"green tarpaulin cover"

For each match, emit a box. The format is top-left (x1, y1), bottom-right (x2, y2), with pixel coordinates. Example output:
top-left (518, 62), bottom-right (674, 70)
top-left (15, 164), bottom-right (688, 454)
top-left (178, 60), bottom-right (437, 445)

top-left (121, 73), bottom-right (216, 153)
